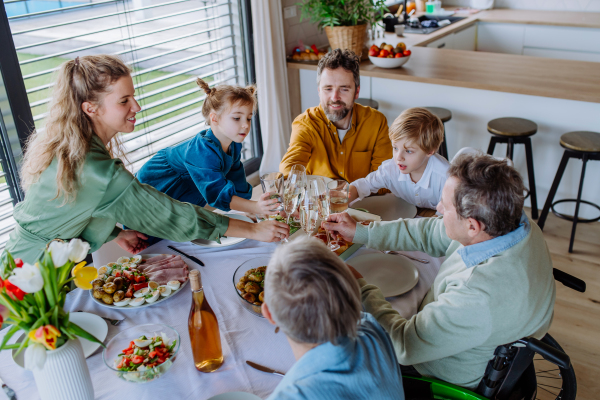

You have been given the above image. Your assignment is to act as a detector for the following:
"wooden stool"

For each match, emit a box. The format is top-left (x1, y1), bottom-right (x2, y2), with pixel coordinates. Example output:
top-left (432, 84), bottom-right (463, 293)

top-left (486, 117), bottom-right (539, 219)
top-left (355, 98), bottom-right (379, 110)
top-left (424, 107), bottom-right (451, 160)
top-left (537, 131), bottom-right (600, 253)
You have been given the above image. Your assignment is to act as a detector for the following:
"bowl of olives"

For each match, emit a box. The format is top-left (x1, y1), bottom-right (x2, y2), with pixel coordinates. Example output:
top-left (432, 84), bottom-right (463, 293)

top-left (233, 257), bottom-right (270, 318)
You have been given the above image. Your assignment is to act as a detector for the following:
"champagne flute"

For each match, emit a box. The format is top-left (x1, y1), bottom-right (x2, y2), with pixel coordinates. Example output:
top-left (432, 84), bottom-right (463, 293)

top-left (312, 178), bottom-right (340, 252)
top-left (283, 165), bottom-right (306, 225)
top-left (300, 188), bottom-right (319, 237)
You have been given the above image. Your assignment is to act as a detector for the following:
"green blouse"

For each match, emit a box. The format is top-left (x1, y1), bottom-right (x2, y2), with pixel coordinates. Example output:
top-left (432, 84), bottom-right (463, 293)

top-left (6, 136), bottom-right (229, 264)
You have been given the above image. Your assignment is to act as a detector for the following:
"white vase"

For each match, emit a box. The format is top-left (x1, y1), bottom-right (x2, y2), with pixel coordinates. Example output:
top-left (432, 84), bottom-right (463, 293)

top-left (32, 339), bottom-right (94, 400)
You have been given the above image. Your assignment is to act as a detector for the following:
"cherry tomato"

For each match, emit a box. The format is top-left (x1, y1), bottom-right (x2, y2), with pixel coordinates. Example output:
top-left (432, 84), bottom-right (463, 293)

top-left (403, 49), bottom-right (412, 56)
top-left (14, 258), bottom-right (23, 268)
top-left (132, 355), bottom-right (144, 364)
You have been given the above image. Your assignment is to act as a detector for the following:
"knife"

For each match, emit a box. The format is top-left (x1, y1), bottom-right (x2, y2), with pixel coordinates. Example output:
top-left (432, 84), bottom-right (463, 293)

top-left (0, 376), bottom-right (17, 400)
top-left (167, 245), bottom-right (205, 267)
top-left (246, 360), bottom-right (285, 377)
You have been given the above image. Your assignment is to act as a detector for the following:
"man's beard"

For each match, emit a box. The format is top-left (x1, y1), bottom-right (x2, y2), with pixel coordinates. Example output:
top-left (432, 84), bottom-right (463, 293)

top-left (323, 101), bottom-right (352, 122)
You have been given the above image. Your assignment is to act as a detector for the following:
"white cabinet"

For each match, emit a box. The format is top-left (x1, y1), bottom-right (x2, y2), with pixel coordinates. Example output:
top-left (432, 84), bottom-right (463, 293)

top-left (427, 35), bottom-right (453, 50)
top-left (426, 23), bottom-right (477, 51)
top-left (477, 22), bottom-right (525, 55)
top-left (476, 22), bottom-right (600, 62)
top-left (453, 24), bottom-right (477, 51)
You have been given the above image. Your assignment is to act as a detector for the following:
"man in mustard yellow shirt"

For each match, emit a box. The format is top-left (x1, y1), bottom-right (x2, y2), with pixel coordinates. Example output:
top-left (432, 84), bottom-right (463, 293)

top-left (280, 49), bottom-right (392, 183)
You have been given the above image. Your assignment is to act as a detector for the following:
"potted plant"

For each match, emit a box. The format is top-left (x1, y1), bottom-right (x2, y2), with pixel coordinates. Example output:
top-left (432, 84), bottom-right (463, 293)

top-left (0, 239), bottom-right (101, 400)
top-left (298, 0), bottom-right (388, 57)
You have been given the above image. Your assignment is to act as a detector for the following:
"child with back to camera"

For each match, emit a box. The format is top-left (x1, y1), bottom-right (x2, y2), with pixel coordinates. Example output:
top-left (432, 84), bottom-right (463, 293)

top-left (349, 107), bottom-right (449, 216)
top-left (136, 79), bottom-right (279, 228)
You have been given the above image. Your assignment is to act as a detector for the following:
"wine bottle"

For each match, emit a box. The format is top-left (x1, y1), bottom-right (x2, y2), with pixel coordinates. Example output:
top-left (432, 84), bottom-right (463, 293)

top-left (188, 269), bottom-right (224, 372)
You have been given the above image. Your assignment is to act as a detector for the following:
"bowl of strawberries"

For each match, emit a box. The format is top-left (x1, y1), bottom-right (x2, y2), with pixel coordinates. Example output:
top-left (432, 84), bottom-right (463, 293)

top-left (368, 42), bottom-right (412, 68)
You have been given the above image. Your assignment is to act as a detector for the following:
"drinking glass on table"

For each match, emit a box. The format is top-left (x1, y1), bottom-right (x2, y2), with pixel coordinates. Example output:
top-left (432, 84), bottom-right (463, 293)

top-left (300, 187), bottom-right (319, 237)
top-left (259, 172), bottom-right (284, 220)
top-left (311, 178), bottom-right (340, 252)
top-left (327, 180), bottom-right (350, 213)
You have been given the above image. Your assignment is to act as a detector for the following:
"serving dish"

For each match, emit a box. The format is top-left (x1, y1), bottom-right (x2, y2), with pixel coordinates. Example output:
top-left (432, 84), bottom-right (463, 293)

top-left (103, 323), bottom-right (180, 383)
top-left (233, 257), bottom-right (270, 318)
top-left (89, 254), bottom-right (188, 309)
top-left (369, 54), bottom-right (411, 68)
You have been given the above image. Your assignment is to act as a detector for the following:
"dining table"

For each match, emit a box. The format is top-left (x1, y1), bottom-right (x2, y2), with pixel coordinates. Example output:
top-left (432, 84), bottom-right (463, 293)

top-left (0, 202), bottom-right (443, 400)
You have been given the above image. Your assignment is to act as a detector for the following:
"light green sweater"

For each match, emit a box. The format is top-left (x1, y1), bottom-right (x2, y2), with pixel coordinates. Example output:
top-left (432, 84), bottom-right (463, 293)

top-left (353, 216), bottom-right (556, 389)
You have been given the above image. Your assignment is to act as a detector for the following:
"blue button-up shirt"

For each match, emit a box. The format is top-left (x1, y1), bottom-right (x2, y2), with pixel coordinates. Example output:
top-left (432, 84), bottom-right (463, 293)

top-left (267, 313), bottom-right (405, 400)
top-left (458, 213), bottom-right (531, 268)
top-left (136, 129), bottom-right (252, 211)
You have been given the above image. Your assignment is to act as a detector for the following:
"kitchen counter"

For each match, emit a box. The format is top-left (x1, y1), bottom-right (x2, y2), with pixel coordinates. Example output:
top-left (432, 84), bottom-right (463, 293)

top-left (287, 9), bottom-right (600, 103)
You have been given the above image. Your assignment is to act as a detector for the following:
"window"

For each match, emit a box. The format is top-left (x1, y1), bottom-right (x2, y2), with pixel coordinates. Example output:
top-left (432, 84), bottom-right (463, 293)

top-left (0, 0), bottom-right (260, 250)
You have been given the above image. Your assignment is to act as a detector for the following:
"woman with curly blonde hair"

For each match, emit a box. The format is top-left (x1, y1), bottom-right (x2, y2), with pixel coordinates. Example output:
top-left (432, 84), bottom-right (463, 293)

top-left (6, 55), bottom-right (289, 263)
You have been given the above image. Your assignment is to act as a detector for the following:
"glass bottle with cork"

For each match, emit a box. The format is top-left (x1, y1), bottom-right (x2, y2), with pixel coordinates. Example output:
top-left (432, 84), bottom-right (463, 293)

top-left (188, 269), bottom-right (224, 372)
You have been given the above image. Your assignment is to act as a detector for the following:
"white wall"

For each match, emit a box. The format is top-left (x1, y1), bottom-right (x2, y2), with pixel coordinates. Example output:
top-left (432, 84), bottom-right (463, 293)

top-left (443, 0), bottom-right (600, 11)
top-left (299, 69), bottom-right (600, 219)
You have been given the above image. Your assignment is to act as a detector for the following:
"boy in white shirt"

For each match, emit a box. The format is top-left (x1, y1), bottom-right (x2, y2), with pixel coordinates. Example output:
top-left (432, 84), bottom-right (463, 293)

top-left (349, 107), bottom-right (449, 214)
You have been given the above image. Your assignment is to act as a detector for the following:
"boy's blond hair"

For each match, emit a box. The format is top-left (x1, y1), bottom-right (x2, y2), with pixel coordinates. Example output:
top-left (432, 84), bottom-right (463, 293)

top-left (389, 107), bottom-right (444, 154)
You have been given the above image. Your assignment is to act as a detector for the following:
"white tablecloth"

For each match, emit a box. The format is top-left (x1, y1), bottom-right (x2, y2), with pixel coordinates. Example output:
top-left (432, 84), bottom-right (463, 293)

top-left (0, 238), bottom-right (441, 400)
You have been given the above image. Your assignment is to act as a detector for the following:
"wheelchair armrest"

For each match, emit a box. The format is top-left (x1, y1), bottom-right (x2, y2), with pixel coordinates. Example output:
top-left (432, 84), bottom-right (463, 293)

top-left (520, 337), bottom-right (570, 369)
top-left (553, 268), bottom-right (586, 293)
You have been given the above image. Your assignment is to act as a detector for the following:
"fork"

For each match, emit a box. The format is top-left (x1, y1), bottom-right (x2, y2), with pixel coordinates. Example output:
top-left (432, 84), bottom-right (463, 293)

top-left (77, 310), bottom-right (124, 326)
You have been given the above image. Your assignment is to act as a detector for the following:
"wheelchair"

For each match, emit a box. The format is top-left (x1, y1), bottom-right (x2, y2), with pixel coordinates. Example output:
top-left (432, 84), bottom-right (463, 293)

top-left (403, 268), bottom-right (585, 400)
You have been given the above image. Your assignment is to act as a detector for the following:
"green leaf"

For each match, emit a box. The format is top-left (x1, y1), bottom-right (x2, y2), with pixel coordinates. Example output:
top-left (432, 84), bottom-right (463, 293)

top-left (52, 305), bottom-right (59, 328)
top-left (0, 325), bottom-right (20, 350)
top-left (67, 322), bottom-right (106, 348)
top-left (2, 343), bottom-right (25, 350)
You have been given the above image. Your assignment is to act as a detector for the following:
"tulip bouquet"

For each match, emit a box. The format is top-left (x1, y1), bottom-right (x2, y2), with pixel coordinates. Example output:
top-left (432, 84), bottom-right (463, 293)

top-left (0, 239), bottom-right (103, 370)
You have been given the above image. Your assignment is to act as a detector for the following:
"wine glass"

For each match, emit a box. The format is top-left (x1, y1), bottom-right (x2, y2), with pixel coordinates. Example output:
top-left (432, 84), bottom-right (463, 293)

top-left (300, 188), bottom-right (319, 237)
top-left (283, 165), bottom-right (306, 225)
top-left (259, 172), bottom-right (284, 220)
top-left (311, 178), bottom-right (340, 252)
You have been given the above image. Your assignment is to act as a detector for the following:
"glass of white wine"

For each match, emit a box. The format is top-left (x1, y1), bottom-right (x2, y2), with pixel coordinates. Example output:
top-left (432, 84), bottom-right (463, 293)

top-left (311, 178), bottom-right (340, 252)
top-left (300, 188), bottom-right (319, 237)
top-left (327, 179), bottom-right (350, 214)
top-left (259, 172), bottom-right (284, 220)
top-left (283, 165), bottom-right (306, 225)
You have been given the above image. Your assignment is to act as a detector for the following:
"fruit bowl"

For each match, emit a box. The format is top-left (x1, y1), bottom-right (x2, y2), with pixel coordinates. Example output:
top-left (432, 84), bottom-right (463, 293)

top-left (369, 55), bottom-right (411, 68)
top-left (103, 324), bottom-right (180, 383)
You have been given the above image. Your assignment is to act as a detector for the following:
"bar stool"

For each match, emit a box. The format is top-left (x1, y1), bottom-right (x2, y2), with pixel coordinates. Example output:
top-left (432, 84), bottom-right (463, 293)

top-left (355, 98), bottom-right (379, 110)
top-left (424, 107), bottom-right (451, 160)
top-left (486, 117), bottom-right (539, 219)
top-left (537, 131), bottom-right (600, 253)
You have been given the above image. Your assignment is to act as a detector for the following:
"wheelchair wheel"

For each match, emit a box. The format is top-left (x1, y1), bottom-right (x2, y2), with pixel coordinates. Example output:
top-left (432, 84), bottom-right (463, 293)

top-left (533, 334), bottom-right (577, 400)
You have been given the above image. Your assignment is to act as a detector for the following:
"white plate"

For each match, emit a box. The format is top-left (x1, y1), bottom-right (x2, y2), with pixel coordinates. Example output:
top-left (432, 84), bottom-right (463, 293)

top-left (89, 254), bottom-right (188, 310)
top-left (207, 392), bottom-right (261, 400)
top-left (351, 193), bottom-right (417, 221)
top-left (347, 253), bottom-right (419, 297)
top-left (192, 213), bottom-right (254, 248)
top-left (12, 312), bottom-right (107, 368)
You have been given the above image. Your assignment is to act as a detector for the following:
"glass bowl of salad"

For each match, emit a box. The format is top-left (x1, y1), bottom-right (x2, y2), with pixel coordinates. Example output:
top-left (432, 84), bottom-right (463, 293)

top-left (103, 323), bottom-right (180, 383)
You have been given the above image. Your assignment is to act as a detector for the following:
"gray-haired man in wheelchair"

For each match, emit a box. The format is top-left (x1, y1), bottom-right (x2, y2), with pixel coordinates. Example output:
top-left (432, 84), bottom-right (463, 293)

top-left (324, 153), bottom-right (556, 392)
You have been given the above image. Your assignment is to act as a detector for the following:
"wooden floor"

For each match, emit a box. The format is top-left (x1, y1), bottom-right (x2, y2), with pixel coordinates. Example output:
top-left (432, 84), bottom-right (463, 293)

top-left (525, 208), bottom-right (600, 400)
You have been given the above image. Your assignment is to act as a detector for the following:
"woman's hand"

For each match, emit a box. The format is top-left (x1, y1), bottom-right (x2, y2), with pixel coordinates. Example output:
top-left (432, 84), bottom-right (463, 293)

top-left (254, 192), bottom-right (281, 215)
top-left (225, 218), bottom-right (290, 242)
top-left (321, 213), bottom-right (358, 243)
top-left (251, 220), bottom-right (290, 242)
top-left (114, 230), bottom-right (149, 254)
